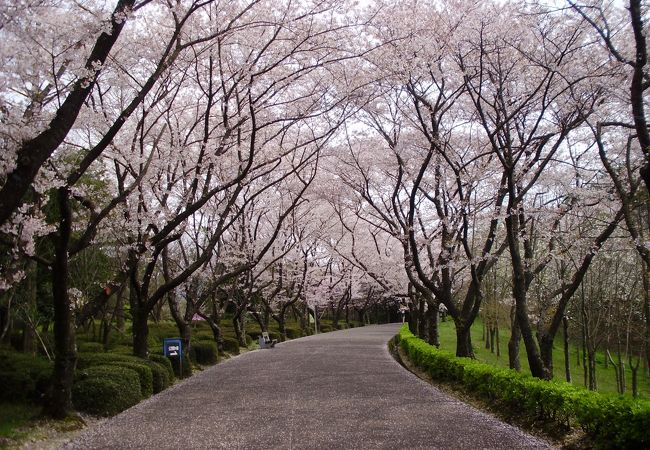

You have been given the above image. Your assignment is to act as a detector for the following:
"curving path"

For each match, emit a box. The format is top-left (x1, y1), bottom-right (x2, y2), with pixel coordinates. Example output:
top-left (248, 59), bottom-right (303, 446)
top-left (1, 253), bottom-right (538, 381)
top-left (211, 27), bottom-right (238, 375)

top-left (63, 324), bottom-right (553, 449)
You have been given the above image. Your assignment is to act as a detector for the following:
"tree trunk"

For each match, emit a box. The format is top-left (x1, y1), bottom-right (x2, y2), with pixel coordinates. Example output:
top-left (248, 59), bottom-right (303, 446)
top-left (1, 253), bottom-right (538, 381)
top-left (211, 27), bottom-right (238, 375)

top-left (132, 303), bottom-right (150, 358)
top-left (278, 313), bottom-right (287, 342)
top-left (233, 313), bottom-right (246, 347)
top-left (417, 297), bottom-right (426, 340)
top-left (643, 263), bottom-right (650, 373)
top-left (168, 293), bottom-right (192, 358)
top-left (505, 209), bottom-right (548, 379)
top-left (588, 350), bottom-right (597, 391)
top-left (426, 301), bottom-right (439, 348)
top-left (563, 316), bottom-right (571, 383)
top-left (455, 321), bottom-right (474, 358)
top-left (508, 306), bottom-right (521, 372)
top-left (44, 188), bottom-right (76, 418)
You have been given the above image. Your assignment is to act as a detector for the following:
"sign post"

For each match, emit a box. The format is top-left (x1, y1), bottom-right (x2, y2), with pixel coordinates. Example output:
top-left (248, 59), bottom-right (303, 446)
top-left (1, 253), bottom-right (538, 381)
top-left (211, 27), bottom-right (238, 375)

top-left (163, 338), bottom-right (183, 376)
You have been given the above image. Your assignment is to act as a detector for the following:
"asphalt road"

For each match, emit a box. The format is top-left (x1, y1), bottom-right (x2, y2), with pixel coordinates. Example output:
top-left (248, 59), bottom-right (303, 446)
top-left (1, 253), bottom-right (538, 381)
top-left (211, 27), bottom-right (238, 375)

top-left (62, 324), bottom-right (553, 449)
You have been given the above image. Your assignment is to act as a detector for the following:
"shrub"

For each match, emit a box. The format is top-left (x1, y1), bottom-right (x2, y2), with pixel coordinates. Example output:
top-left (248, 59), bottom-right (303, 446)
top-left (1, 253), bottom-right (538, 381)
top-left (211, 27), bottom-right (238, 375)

top-left (397, 326), bottom-right (650, 450)
top-left (247, 329), bottom-right (263, 340)
top-left (141, 359), bottom-right (171, 393)
top-left (193, 330), bottom-right (215, 342)
top-left (190, 341), bottom-right (218, 365)
top-left (73, 365), bottom-right (141, 416)
top-left (77, 351), bottom-right (139, 370)
top-left (319, 324), bottom-right (333, 333)
top-left (285, 327), bottom-right (302, 339)
top-left (221, 337), bottom-right (240, 355)
top-left (78, 342), bottom-right (105, 353)
top-left (0, 350), bottom-right (53, 403)
top-left (102, 361), bottom-right (153, 398)
top-left (245, 334), bottom-right (253, 347)
top-left (110, 345), bottom-right (134, 355)
top-left (149, 354), bottom-right (175, 381)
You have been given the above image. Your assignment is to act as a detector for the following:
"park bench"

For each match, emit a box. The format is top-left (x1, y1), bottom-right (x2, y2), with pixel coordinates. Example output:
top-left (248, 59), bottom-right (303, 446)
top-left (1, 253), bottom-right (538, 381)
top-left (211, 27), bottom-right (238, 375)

top-left (259, 331), bottom-right (277, 349)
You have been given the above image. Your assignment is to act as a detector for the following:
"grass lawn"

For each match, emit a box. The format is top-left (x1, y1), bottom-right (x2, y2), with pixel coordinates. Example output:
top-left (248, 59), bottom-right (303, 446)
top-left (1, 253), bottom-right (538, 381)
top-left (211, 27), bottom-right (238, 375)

top-left (0, 402), bottom-right (40, 442)
top-left (434, 318), bottom-right (650, 399)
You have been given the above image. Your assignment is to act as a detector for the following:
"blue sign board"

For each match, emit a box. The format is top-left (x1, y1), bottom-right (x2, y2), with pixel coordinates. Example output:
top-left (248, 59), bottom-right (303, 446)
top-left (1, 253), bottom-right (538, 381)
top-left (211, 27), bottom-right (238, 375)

top-left (163, 338), bottom-right (183, 358)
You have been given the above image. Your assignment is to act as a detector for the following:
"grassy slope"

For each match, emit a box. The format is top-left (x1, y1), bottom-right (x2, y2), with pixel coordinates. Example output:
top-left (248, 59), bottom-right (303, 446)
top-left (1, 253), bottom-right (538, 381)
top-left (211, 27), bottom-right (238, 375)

top-left (435, 318), bottom-right (650, 399)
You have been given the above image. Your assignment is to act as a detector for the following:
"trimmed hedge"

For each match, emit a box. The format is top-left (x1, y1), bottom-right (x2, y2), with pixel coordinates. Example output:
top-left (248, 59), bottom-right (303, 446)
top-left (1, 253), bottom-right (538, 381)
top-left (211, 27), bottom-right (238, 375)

top-left (397, 326), bottom-right (650, 450)
top-left (285, 327), bottom-right (302, 339)
top-left (102, 361), bottom-right (153, 398)
top-left (190, 341), bottom-right (218, 365)
top-left (73, 365), bottom-right (141, 416)
top-left (168, 353), bottom-right (192, 378)
top-left (77, 350), bottom-right (173, 396)
top-left (77, 352), bottom-right (140, 370)
top-left (78, 342), bottom-right (105, 353)
top-left (149, 353), bottom-right (175, 381)
top-left (221, 337), bottom-right (240, 355)
top-left (0, 350), bottom-right (53, 403)
top-left (141, 359), bottom-right (171, 393)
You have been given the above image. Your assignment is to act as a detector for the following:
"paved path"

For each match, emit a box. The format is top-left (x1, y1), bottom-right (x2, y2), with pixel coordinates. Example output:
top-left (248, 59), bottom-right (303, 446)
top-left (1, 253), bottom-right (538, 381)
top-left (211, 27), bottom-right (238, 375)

top-left (63, 324), bottom-right (553, 449)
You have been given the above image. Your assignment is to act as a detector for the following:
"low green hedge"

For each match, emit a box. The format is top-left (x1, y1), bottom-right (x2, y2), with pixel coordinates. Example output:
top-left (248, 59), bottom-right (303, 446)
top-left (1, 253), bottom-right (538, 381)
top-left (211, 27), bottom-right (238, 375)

top-left (77, 352), bottom-right (140, 370)
top-left (78, 350), bottom-right (172, 396)
top-left (168, 353), bottom-right (192, 378)
top-left (73, 365), bottom-right (141, 416)
top-left (140, 359), bottom-right (171, 393)
top-left (0, 350), bottom-right (53, 403)
top-left (397, 326), bottom-right (650, 450)
top-left (190, 341), bottom-right (218, 365)
top-left (78, 342), bottom-right (105, 353)
top-left (102, 361), bottom-right (153, 398)
top-left (285, 327), bottom-right (302, 339)
top-left (221, 337), bottom-right (240, 355)
top-left (149, 353), bottom-right (175, 381)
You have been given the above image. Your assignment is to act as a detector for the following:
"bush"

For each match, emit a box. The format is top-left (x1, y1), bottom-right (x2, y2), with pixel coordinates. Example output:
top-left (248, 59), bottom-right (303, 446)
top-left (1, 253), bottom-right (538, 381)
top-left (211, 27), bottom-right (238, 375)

top-left (397, 326), bottom-right (650, 450)
top-left (319, 324), bottom-right (333, 333)
top-left (141, 359), bottom-right (171, 393)
top-left (102, 361), bottom-right (153, 398)
top-left (73, 365), bottom-right (141, 416)
top-left (0, 350), bottom-right (53, 403)
top-left (110, 345), bottom-right (134, 355)
top-left (285, 327), bottom-right (302, 339)
top-left (149, 354), bottom-right (175, 380)
top-left (247, 329), bottom-right (262, 340)
top-left (221, 337), bottom-right (240, 355)
top-left (193, 330), bottom-right (215, 342)
top-left (245, 334), bottom-right (253, 347)
top-left (190, 341), bottom-right (218, 365)
top-left (168, 353), bottom-right (192, 378)
top-left (78, 342), bottom-right (105, 353)
top-left (77, 351), bottom-right (139, 370)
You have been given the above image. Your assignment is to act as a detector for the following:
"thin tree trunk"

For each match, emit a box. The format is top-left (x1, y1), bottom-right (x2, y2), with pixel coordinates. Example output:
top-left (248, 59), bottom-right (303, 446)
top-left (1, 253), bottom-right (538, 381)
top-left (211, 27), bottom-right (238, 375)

top-left (563, 316), bottom-right (571, 383)
top-left (44, 188), bottom-right (76, 418)
top-left (426, 301), bottom-right (439, 348)
top-left (508, 306), bottom-right (521, 371)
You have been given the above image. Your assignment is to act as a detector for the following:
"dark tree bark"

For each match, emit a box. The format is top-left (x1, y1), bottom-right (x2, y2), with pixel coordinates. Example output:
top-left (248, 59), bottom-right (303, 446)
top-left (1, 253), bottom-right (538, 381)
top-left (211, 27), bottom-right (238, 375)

top-left (0, 0), bottom-right (136, 228)
top-left (508, 305), bottom-right (521, 372)
top-left (563, 316), bottom-right (571, 383)
top-left (43, 188), bottom-right (76, 418)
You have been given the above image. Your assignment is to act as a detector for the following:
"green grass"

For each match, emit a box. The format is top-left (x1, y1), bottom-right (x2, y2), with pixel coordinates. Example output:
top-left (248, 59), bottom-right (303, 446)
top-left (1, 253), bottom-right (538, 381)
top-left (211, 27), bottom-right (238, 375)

top-left (0, 402), bottom-right (40, 441)
top-left (435, 318), bottom-right (650, 399)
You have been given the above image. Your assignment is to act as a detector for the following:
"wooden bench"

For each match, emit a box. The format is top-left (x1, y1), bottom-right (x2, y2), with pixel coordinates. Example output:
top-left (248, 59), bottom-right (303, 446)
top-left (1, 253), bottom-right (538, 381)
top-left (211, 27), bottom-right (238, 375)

top-left (259, 331), bottom-right (277, 349)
